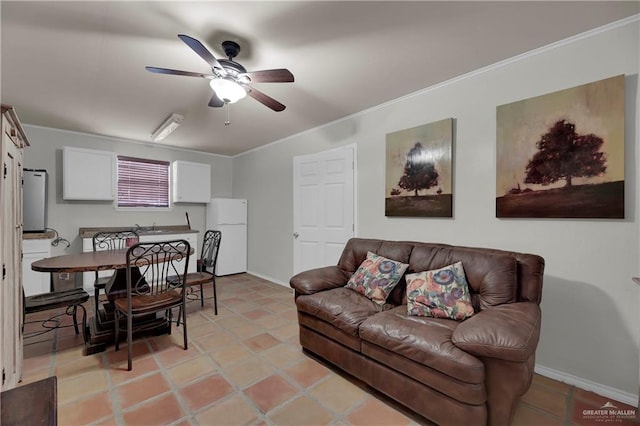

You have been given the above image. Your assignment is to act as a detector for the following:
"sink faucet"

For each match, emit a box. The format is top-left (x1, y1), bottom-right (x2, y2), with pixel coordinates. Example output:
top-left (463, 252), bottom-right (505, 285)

top-left (134, 223), bottom-right (141, 231)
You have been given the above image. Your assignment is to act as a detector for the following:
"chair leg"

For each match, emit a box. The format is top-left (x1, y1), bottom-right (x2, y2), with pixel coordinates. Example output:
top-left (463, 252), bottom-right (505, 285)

top-left (212, 276), bottom-right (218, 315)
top-left (78, 304), bottom-right (88, 343)
top-left (94, 288), bottom-right (100, 315)
top-left (71, 305), bottom-right (79, 334)
top-left (199, 284), bottom-right (204, 307)
top-left (127, 313), bottom-right (133, 371)
top-left (114, 310), bottom-right (120, 351)
top-left (182, 302), bottom-right (188, 350)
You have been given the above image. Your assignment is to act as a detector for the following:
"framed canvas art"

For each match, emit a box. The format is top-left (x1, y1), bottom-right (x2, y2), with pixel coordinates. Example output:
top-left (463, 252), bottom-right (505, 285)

top-left (496, 75), bottom-right (625, 218)
top-left (385, 118), bottom-right (453, 217)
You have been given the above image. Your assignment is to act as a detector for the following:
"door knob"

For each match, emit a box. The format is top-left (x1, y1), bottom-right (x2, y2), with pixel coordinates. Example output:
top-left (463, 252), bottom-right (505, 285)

top-left (293, 232), bottom-right (299, 239)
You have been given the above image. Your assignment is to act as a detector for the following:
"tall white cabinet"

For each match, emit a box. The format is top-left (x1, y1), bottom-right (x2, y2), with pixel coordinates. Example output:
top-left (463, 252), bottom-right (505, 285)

top-left (0, 105), bottom-right (29, 391)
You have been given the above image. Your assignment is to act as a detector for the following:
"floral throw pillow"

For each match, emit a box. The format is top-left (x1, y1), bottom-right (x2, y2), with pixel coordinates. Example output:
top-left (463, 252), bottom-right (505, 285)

top-left (345, 252), bottom-right (409, 305)
top-left (406, 261), bottom-right (475, 320)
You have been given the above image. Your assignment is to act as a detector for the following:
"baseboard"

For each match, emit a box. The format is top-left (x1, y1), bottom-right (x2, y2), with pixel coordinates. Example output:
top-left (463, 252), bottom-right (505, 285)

top-left (245, 270), bottom-right (290, 288)
top-left (535, 364), bottom-right (638, 407)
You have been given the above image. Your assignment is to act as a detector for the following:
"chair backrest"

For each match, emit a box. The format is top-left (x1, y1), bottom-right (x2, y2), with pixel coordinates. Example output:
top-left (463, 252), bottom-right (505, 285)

top-left (200, 230), bottom-right (222, 270)
top-left (93, 231), bottom-right (139, 279)
top-left (93, 230), bottom-right (139, 251)
top-left (125, 240), bottom-right (191, 298)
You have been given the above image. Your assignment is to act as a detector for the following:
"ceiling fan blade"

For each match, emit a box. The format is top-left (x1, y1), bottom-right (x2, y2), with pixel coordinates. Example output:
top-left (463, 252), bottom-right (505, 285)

top-left (145, 66), bottom-right (213, 79)
top-left (240, 69), bottom-right (294, 83)
top-left (208, 93), bottom-right (224, 108)
top-left (245, 86), bottom-right (286, 112)
top-left (177, 34), bottom-right (227, 76)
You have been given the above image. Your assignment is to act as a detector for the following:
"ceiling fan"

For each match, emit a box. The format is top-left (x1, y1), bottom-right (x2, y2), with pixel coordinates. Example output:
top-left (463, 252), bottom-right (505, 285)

top-left (146, 34), bottom-right (294, 112)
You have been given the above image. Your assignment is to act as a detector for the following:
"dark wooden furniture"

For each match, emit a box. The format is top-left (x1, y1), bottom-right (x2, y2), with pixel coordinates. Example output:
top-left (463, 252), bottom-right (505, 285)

top-left (32, 250), bottom-right (130, 354)
top-left (115, 240), bottom-right (190, 370)
top-left (31, 248), bottom-right (193, 355)
top-left (172, 230), bottom-right (221, 322)
top-left (1, 376), bottom-right (57, 425)
top-left (31, 250), bottom-right (130, 274)
top-left (91, 231), bottom-right (139, 316)
top-left (24, 288), bottom-right (90, 339)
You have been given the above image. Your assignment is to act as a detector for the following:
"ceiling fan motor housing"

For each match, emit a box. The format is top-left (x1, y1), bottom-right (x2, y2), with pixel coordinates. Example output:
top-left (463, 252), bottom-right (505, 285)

top-left (218, 60), bottom-right (247, 78)
top-left (222, 40), bottom-right (241, 59)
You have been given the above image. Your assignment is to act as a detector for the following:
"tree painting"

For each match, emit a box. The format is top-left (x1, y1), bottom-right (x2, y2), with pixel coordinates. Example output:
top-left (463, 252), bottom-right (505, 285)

top-left (385, 119), bottom-right (453, 217)
top-left (496, 75), bottom-right (624, 218)
top-left (524, 119), bottom-right (606, 188)
top-left (398, 143), bottom-right (440, 196)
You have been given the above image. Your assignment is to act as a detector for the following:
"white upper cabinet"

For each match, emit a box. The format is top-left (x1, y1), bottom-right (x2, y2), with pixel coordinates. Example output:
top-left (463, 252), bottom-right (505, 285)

top-left (63, 146), bottom-right (116, 200)
top-left (172, 160), bottom-right (210, 203)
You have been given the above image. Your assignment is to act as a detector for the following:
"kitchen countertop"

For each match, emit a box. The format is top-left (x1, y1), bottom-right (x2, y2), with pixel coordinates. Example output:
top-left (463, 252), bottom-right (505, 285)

top-left (79, 225), bottom-right (198, 239)
top-left (23, 231), bottom-right (56, 240)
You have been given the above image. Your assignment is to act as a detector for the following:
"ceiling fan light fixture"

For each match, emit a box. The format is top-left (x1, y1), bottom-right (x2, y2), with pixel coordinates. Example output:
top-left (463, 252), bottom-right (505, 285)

top-left (151, 113), bottom-right (184, 142)
top-left (210, 78), bottom-right (246, 103)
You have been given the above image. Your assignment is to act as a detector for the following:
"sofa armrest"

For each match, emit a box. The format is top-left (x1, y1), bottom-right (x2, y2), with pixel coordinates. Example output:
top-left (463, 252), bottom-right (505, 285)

top-left (290, 266), bottom-right (350, 295)
top-left (451, 302), bottom-right (541, 362)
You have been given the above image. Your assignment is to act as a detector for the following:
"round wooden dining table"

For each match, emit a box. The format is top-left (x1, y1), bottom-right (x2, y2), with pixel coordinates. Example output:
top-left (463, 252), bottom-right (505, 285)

top-left (31, 249), bottom-right (129, 273)
top-left (31, 248), bottom-right (193, 355)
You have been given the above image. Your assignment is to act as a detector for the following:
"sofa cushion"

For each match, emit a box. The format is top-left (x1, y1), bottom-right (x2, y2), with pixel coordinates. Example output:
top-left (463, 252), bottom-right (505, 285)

top-left (345, 252), bottom-right (408, 305)
top-left (359, 306), bottom-right (485, 384)
top-left (296, 288), bottom-right (385, 338)
top-left (408, 246), bottom-right (518, 311)
top-left (337, 239), bottom-right (413, 274)
top-left (406, 262), bottom-right (474, 321)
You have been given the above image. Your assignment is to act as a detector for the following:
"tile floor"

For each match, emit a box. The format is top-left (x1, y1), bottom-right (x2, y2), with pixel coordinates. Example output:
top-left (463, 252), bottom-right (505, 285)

top-left (19, 273), bottom-right (638, 425)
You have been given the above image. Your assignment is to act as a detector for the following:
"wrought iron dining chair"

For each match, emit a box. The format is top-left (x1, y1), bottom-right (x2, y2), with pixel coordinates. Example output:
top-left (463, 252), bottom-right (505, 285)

top-left (173, 230), bottom-right (221, 323)
top-left (23, 287), bottom-right (90, 340)
top-left (92, 231), bottom-right (139, 315)
top-left (114, 239), bottom-right (190, 371)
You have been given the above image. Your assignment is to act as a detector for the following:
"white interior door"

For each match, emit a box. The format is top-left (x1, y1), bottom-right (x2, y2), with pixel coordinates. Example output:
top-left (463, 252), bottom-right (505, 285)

top-left (293, 145), bottom-right (355, 275)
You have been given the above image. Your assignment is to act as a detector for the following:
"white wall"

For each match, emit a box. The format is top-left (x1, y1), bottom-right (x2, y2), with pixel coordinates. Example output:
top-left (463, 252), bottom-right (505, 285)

top-left (22, 125), bottom-right (233, 257)
top-left (233, 19), bottom-right (640, 399)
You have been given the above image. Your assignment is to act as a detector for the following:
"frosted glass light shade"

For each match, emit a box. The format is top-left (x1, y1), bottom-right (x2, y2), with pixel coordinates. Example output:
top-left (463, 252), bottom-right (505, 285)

top-left (209, 78), bottom-right (246, 103)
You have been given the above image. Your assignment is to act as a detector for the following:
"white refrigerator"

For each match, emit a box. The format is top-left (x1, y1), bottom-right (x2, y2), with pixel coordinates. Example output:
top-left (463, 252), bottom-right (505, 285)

top-left (206, 198), bottom-right (247, 276)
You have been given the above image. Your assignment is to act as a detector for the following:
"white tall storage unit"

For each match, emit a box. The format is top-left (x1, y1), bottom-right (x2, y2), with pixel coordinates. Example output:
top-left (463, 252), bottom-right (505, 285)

top-left (206, 198), bottom-right (247, 276)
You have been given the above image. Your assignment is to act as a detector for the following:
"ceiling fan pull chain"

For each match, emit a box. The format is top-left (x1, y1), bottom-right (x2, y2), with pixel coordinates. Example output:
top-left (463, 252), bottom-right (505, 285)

top-left (224, 102), bottom-right (231, 126)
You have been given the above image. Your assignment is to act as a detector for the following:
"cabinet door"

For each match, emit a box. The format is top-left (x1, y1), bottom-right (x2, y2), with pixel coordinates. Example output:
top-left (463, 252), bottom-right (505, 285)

top-left (22, 251), bottom-right (50, 296)
top-left (22, 239), bottom-right (52, 296)
top-left (63, 146), bottom-right (115, 200)
top-left (172, 161), bottom-right (210, 203)
top-left (139, 233), bottom-right (198, 275)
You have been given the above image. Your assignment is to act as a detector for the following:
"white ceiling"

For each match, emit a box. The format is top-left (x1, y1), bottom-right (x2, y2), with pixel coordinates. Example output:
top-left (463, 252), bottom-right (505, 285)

top-left (2, 1), bottom-right (638, 156)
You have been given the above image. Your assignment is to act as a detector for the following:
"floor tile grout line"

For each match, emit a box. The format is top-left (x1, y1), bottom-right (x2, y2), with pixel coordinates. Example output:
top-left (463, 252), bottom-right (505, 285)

top-left (102, 348), bottom-right (126, 426)
top-left (176, 282), bottom-right (314, 423)
top-left (198, 310), bottom-right (366, 424)
top-left (197, 277), bottom-right (427, 425)
top-left (111, 335), bottom-right (202, 424)
top-left (24, 274), bottom-right (617, 426)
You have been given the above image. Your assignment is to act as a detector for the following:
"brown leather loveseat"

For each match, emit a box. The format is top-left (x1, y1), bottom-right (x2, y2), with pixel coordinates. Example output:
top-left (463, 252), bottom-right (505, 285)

top-left (290, 238), bottom-right (545, 425)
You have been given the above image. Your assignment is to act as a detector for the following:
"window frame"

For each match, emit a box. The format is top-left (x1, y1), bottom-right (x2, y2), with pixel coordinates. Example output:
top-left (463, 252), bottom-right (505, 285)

top-left (115, 155), bottom-right (172, 211)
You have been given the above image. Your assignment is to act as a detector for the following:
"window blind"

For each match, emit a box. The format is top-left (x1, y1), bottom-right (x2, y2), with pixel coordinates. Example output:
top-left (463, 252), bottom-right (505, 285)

top-left (117, 156), bottom-right (170, 208)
